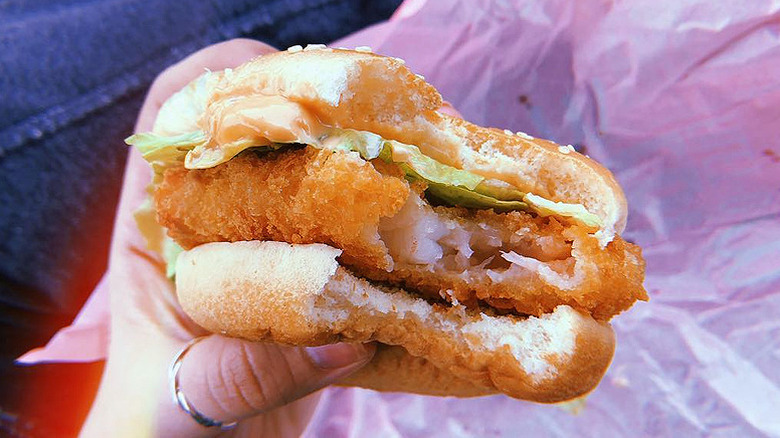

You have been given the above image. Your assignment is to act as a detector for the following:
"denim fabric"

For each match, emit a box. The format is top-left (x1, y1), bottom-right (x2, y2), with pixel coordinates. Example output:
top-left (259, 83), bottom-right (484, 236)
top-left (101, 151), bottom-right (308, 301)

top-left (0, 1), bottom-right (400, 436)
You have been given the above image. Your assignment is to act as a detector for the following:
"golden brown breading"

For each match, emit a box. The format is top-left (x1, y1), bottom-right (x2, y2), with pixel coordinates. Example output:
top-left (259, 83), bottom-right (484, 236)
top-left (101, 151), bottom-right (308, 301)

top-left (156, 147), bottom-right (409, 270)
top-left (156, 147), bottom-right (646, 321)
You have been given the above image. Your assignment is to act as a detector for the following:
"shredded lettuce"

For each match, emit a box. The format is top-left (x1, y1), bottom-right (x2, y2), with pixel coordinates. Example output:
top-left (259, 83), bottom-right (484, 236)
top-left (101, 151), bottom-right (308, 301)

top-left (127, 129), bottom-right (603, 227)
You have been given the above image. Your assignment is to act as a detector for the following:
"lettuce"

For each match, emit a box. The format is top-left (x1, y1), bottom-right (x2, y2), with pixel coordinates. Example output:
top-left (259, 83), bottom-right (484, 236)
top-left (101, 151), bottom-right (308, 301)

top-left (522, 193), bottom-right (602, 228)
top-left (186, 139), bottom-right (289, 169)
top-left (425, 182), bottom-right (529, 211)
top-left (126, 131), bottom-right (207, 163)
top-left (384, 141), bottom-right (484, 190)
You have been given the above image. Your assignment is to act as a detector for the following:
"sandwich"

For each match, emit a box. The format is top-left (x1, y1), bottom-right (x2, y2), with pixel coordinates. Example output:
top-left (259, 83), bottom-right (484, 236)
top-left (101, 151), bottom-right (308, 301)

top-left (128, 45), bottom-right (647, 403)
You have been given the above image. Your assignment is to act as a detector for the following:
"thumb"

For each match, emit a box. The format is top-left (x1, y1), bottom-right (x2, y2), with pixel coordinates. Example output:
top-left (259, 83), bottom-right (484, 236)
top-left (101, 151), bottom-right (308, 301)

top-left (168, 335), bottom-right (374, 434)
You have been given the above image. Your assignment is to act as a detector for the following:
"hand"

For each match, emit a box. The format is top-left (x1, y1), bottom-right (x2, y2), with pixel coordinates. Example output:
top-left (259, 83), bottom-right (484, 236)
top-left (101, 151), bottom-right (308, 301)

top-left (80, 39), bottom-right (376, 438)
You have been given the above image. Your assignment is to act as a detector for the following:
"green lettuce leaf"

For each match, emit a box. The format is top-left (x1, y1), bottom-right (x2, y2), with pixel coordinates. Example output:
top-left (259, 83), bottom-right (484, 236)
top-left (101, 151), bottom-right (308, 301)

top-left (425, 182), bottom-right (529, 211)
top-left (385, 141), bottom-right (484, 190)
top-left (126, 131), bottom-right (207, 163)
top-left (474, 178), bottom-right (527, 201)
top-left (523, 193), bottom-right (603, 228)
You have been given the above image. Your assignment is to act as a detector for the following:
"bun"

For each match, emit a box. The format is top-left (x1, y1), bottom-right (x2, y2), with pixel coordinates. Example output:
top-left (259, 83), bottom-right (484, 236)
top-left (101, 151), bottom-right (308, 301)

top-left (176, 241), bottom-right (615, 403)
top-left (340, 344), bottom-right (497, 398)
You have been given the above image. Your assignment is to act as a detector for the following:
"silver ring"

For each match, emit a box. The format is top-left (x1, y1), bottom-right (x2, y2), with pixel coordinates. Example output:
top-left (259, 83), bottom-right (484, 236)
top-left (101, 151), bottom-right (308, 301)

top-left (169, 337), bottom-right (238, 430)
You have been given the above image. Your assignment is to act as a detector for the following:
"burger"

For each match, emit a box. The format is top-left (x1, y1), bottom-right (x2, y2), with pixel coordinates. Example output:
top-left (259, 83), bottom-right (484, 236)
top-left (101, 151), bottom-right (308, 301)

top-left (128, 45), bottom-right (646, 403)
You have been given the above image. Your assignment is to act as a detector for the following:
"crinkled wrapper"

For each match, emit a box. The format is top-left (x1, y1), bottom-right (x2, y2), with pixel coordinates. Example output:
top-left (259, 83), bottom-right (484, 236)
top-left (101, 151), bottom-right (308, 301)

top-left (21, 0), bottom-right (780, 436)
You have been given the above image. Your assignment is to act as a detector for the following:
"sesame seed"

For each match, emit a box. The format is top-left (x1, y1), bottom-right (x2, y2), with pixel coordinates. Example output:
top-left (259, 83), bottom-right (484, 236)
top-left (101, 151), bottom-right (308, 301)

top-left (304, 44), bottom-right (327, 51)
top-left (503, 129), bottom-right (513, 135)
top-left (416, 73), bottom-right (425, 80)
top-left (393, 57), bottom-right (406, 65)
top-left (558, 145), bottom-right (576, 154)
top-left (287, 45), bottom-right (303, 53)
top-left (355, 46), bottom-right (373, 52)
top-left (516, 131), bottom-right (534, 140)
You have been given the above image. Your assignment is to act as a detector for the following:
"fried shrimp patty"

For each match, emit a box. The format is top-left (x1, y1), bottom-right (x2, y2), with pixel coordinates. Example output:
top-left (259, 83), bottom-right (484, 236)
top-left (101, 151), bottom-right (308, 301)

top-left (156, 147), bottom-right (646, 320)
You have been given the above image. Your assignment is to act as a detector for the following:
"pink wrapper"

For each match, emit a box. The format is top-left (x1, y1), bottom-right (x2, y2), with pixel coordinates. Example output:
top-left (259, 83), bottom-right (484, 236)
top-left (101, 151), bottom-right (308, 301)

top-left (22, 0), bottom-right (780, 436)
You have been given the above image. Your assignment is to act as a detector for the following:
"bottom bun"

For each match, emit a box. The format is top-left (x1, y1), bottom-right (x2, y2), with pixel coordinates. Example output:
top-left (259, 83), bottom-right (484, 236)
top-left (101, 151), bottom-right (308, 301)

top-left (341, 344), bottom-right (496, 397)
top-left (175, 241), bottom-right (616, 403)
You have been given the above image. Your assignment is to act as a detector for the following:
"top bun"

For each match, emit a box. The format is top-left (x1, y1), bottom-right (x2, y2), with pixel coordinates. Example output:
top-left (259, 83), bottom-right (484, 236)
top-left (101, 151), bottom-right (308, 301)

top-left (154, 46), bottom-right (628, 237)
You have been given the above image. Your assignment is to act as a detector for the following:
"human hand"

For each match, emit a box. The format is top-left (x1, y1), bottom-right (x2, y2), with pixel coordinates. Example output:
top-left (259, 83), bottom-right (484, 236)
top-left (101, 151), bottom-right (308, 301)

top-left (79, 39), bottom-right (376, 438)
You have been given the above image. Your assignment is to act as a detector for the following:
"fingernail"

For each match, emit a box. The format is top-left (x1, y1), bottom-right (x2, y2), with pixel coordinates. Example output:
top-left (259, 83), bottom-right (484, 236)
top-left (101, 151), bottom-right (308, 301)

top-left (306, 343), bottom-right (373, 369)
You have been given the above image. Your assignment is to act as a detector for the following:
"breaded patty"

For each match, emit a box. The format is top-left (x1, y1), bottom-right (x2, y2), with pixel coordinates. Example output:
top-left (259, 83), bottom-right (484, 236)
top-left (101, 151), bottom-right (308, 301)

top-left (156, 147), bottom-right (409, 270)
top-left (156, 147), bottom-right (646, 320)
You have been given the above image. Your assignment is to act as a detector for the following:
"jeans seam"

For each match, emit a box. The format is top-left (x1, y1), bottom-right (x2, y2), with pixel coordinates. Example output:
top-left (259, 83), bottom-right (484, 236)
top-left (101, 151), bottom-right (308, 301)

top-left (0, 0), bottom-right (346, 157)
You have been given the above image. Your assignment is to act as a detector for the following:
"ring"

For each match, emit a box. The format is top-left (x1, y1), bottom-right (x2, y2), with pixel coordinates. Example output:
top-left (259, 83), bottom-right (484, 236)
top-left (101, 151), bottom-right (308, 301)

top-left (169, 337), bottom-right (238, 430)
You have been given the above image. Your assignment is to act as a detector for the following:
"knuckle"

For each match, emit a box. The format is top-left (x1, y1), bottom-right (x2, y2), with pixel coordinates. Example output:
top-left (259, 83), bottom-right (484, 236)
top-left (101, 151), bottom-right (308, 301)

top-left (210, 342), bottom-right (288, 414)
